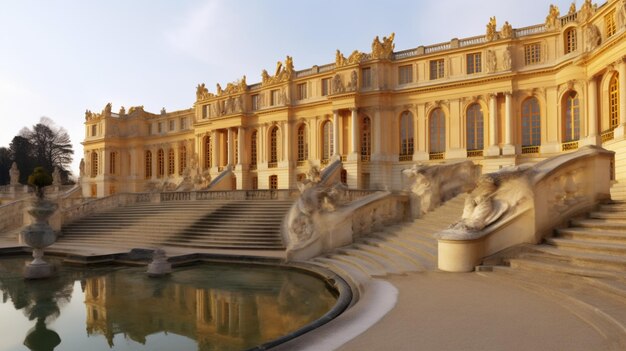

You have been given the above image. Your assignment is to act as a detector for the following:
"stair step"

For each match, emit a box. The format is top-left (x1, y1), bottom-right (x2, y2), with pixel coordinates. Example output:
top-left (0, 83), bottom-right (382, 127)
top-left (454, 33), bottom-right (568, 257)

top-left (556, 227), bottom-right (626, 243)
top-left (529, 245), bottom-right (626, 272)
top-left (546, 237), bottom-right (626, 255)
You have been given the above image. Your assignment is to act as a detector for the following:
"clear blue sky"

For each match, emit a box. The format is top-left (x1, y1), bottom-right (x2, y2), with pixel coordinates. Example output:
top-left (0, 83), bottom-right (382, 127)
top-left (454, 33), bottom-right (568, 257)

top-left (0, 0), bottom-right (579, 175)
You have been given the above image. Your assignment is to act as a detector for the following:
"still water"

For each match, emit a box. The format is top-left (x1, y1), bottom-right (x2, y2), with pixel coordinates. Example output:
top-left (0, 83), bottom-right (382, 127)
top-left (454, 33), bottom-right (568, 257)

top-left (0, 257), bottom-right (337, 351)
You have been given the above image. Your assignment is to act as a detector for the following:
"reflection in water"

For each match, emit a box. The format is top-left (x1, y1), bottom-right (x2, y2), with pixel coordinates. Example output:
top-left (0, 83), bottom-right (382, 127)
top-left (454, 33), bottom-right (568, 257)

top-left (0, 258), bottom-right (337, 351)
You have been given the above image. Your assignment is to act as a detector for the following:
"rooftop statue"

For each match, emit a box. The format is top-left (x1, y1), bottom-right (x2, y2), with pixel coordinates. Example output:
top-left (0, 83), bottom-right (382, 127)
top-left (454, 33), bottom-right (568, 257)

top-left (486, 16), bottom-right (497, 41)
top-left (371, 33), bottom-right (395, 60)
top-left (578, 0), bottom-right (595, 23)
top-left (619, 0), bottom-right (626, 29)
top-left (261, 56), bottom-right (294, 86)
top-left (545, 4), bottom-right (560, 30)
top-left (568, 2), bottom-right (576, 15)
top-left (103, 102), bottom-right (112, 117)
top-left (500, 21), bottom-right (513, 39)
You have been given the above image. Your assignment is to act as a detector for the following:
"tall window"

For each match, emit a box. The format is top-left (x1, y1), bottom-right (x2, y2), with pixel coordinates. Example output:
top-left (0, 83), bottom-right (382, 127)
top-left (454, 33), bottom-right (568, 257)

top-left (91, 124), bottom-right (97, 137)
top-left (361, 117), bottom-right (371, 161)
top-left (157, 149), bottom-right (165, 178)
top-left (361, 67), bottom-right (372, 88)
top-left (179, 146), bottom-right (187, 175)
top-left (398, 65), bottom-right (413, 84)
top-left (521, 97), bottom-right (541, 146)
top-left (609, 74), bottom-right (620, 129)
top-left (169, 120), bottom-right (175, 131)
top-left (269, 175), bottom-right (278, 190)
top-left (429, 109), bottom-right (446, 153)
top-left (204, 135), bottom-right (211, 169)
top-left (466, 104), bottom-right (484, 151)
top-left (109, 152), bottom-right (116, 175)
top-left (466, 53), bottom-right (482, 74)
top-left (399, 111), bottom-right (414, 157)
top-left (250, 130), bottom-right (258, 168)
top-left (565, 28), bottom-right (577, 54)
top-left (430, 59), bottom-right (445, 80)
top-left (251, 94), bottom-right (260, 111)
top-left (145, 151), bottom-right (152, 179)
top-left (297, 124), bottom-right (308, 161)
top-left (563, 91), bottom-right (580, 142)
top-left (321, 78), bottom-right (330, 96)
top-left (168, 149), bottom-right (175, 175)
top-left (606, 10), bottom-right (616, 38)
top-left (524, 43), bottom-right (541, 65)
top-left (180, 117), bottom-right (187, 130)
top-left (270, 90), bottom-right (280, 106)
top-left (91, 152), bottom-right (98, 178)
top-left (297, 83), bottom-right (307, 100)
top-left (202, 105), bottom-right (208, 119)
top-left (269, 126), bottom-right (278, 166)
top-left (322, 120), bottom-right (333, 161)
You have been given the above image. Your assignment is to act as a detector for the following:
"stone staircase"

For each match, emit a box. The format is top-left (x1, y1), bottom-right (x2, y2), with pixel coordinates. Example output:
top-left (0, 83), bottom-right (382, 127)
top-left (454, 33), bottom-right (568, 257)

top-left (52, 200), bottom-right (293, 253)
top-left (307, 195), bottom-right (466, 292)
top-left (506, 201), bottom-right (626, 280)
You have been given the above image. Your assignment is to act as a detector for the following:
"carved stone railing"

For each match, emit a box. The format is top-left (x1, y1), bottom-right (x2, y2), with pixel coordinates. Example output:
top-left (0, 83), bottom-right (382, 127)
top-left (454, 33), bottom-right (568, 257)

top-left (436, 146), bottom-right (613, 272)
top-left (0, 199), bottom-right (27, 233)
top-left (318, 63), bottom-right (335, 73)
top-left (514, 24), bottom-right (546, 37)
top-left (562, 140), bottom-right (579, 151)
top-left (424, 42), bottom-right (451, 54)
top-left (459, 35), bottom-right (487, 47)
top-left (521, 145), bottom-right (540, 154)
top-left (284, 191), bottom-right (410, 261)
top-left (467, 150), bottom-right (483, 158)
top-left (393, 48), bottom-right (418, 60)
top-left (601, 129), bottom-right (615, 143)
top-left (319, 158), bottom-right (343, 186)
top-left (207, 165), bottom-right (233, 191)
top-left (560, 12), bottom-right (577, 26)
top-left (61, 192), bottom-right (153, 227)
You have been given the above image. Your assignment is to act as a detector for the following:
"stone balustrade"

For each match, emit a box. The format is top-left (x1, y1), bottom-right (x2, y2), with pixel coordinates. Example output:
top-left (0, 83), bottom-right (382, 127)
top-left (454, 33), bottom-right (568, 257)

top-left (0, 200), bottom-right (26, 233)
top-left (284, 191), bottom-right (410, 261)
top-left (436, 145), bottom-right (614, 272)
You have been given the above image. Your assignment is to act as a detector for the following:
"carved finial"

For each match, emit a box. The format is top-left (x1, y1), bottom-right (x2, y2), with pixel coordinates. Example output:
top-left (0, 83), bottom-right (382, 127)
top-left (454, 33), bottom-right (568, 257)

top-left (545, 4), bottom-right (560, 30)
top-left (500, 21), bottom-right (513, 39)
top-left (486, 16), bottom-right (497, 41)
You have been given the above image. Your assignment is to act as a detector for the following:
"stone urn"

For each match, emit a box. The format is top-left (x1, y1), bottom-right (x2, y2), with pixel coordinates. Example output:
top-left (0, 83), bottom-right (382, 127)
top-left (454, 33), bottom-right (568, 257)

top-left (19, 199), bottom-right (58, 279)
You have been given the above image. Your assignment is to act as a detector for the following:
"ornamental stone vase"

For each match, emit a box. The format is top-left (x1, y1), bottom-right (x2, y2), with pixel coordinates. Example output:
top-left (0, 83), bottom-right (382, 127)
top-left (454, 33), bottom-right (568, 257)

top-left (19, 199), bottom-right (58, 279)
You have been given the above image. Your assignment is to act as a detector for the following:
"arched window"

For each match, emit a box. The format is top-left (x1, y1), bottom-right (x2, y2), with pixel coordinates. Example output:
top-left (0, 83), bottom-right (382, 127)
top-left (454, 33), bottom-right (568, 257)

top-left (269, 126), bottom-right (278, 167)
top-left (466, 104), bottom-right (484, 151)
top-left (563, 91), bottom-right (580, 142)
top-left (609, 74), bottom-right (619, 129)
top-left (521, 97), bottom-right (541, 146)
top-left (179, 146), bottom-right (187, 175)
top-left (91, 151), bottom-right (98, 178)
top-left (250, 130), bottom-right (258, 168)
top-left (109, 152), bottom-right (116, 175)
top-left (269, 175), bottom-right (278, 190)
top-left (399, 111), bottom-right (414, 159)
top-left (429, 109), bottom-right (446, 154)
top-left (204, 135), bottom-right (212, 169)
top-left (157, 149), bottom-right (165, 178)
top-left (565, 28), bottom-right (577, 54)
top-left (297, 124), bottom-right (308, 162)
top-left (322, 120), bottom-right (333, 161)
top-left (145, 150), bottom-right (152, 179)
top-left (361, 117), bottom-right (371, 161)
top-left (168, 149), bottom-right (175, 176)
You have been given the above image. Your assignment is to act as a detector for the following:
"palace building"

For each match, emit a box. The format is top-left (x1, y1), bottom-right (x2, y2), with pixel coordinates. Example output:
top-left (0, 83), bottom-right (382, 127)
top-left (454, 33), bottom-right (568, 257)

top-left (82, 0), bottom-right (626, 198)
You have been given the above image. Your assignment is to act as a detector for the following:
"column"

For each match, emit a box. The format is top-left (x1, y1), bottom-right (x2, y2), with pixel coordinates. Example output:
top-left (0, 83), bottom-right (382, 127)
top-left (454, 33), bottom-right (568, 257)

top-left (584, 78), bottom-right (601, 145)
top-left (486, 93), bottom-right (500, 156)
top-left (237, 127), bottom-right (245, 165)
top-left (282, 121), bottom-right (290, 163)
top-left (227, 128), bottom-right (234, 166)
top-left (349, 108), bottom-right (359, 161)
top-left (211, 130), bottom-right (219, 170)
top-left (502, 92), bottom-right (516, 155)
top-left (151, 146), bottom-right (157, 179)
top-left (616, 60), bottom-right (626, 138)
top-left (414, 104), bottom-right (429, 161)
top-left (372, 108), bottom-right (382, 159)
top-left (332, 110), bottom-right (340, 156)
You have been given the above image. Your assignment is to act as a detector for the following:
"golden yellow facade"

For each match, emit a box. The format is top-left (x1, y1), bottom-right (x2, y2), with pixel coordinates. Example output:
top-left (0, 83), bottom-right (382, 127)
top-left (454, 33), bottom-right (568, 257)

top-left (82, 0), bottom-right (626, 197)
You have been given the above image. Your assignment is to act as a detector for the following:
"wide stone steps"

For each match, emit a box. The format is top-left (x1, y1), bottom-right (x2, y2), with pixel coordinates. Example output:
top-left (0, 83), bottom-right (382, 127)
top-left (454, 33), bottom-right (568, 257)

top-left (308, 195), bottom-right (466, 289)
top-left (55, 199), bottom-right (293, 251)
top-left (506, 201), bottom-right (626, 282)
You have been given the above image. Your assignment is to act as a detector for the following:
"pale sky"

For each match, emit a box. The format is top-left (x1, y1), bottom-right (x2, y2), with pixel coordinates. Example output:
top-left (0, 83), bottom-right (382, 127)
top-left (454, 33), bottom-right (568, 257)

top-left (0, 0), bottom-right (579, 175)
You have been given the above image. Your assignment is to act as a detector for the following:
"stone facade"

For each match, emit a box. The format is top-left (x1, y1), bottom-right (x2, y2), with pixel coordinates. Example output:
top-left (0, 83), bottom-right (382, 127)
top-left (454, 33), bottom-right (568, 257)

top-left (82, 0), bottom-right (626, 197)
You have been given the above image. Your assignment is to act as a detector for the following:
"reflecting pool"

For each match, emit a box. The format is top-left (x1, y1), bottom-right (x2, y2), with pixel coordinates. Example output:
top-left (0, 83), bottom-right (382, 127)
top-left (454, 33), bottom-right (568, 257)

top-left (0, 257), bottom-right (338, 351)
